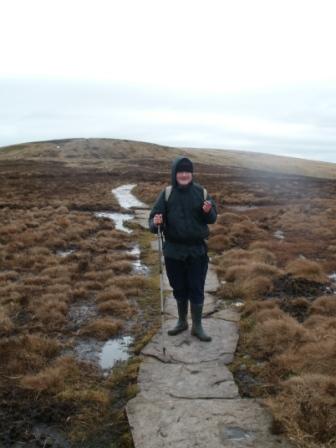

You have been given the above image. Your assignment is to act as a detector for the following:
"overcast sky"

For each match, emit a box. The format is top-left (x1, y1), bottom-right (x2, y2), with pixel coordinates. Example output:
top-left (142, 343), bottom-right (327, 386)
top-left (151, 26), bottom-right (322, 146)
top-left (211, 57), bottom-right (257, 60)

top-left (1, 0), bottom-right (336, 162)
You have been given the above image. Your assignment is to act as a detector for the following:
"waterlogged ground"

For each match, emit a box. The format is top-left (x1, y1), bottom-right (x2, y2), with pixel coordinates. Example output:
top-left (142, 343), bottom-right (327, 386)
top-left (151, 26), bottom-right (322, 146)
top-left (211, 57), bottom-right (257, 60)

top-left (1, 154), bottom-right (336, 447)
top-left (69, 184), bottom-right (149, 375)
top-left (0, 161), bottom-right (162, 447)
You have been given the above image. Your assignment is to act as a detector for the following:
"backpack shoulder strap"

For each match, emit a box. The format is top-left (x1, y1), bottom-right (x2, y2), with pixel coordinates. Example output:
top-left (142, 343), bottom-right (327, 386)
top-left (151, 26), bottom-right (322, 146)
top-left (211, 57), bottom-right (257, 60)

top-left (165, 185), bottom-right (173, 202)
top-left (165, 184), bottom-right (207, 201)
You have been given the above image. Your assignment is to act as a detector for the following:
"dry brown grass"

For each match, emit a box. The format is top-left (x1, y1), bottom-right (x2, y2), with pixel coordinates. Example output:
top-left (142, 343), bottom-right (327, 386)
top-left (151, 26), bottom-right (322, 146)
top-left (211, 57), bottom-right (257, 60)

top-left (219, 275), bottom-right (274, 301)
top-left (265, 374), bottom-right (336, 447)
top-left (248, 313), bottom-right (309, 358)
top-left (309, 295), bottom-right (336, 316)
top-left (97, 300), bottom-right (135, 318)
top-left (0, 334), bottom-right (60, 374)
top-left (272, 337), bottom-right (336, 378)
top-left (254, 307), bottom-right (288, 323)
top-left (95, 287), bottom-right (127, 303)
top-left (225, 262), bottom-right (281, 282)
top-left (0, 166), bottom-right (153, 443)
top-left (109, 260), bottom-right (133, 274)
top-left (217, 212), bottom-right (249, 226)
top-left (207, 234), bottom-right (231, 252)
top-left (285, 259), bottom-right (329, 283)
top-left (216, 247), bottom-right (281, 301)
top-left (241, 298), bottom-right (281, 317)
top-left (214, 247), bottom-right (277, 271)
top-left (304, 315), bottom-right (336, 339)
top-left (0, 308), bottom-right (14, 335)
top-left (80, 318), bottom-right (123, 340)
top-left (28, 295), bottom-right (69, 329)
top-left (110, 274), bottom-right (147, 289)
top-left (0, 270), bottom-right (20, 283)
top-left (20, 356), bottom-right (77, 393)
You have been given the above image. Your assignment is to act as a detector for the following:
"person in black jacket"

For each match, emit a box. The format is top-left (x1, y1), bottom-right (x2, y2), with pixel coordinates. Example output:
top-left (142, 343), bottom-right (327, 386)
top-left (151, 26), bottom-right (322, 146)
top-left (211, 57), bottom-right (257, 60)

top-left (148, 156), bottom-right (217, 342)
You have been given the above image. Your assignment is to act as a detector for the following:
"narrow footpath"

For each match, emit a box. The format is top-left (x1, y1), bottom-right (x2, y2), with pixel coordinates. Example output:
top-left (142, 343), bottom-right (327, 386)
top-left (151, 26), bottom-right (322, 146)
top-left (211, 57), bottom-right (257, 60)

top-left (126, 198), bottom-right (294, 448)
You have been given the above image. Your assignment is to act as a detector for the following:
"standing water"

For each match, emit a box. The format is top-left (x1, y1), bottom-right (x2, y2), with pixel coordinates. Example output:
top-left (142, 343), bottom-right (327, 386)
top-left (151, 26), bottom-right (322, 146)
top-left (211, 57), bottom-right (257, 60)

top-left (99, 336), bottom-right (134, 371)
top-left (94, 184), bottom-right (148, 233)
top-left (112, 184), bottom-right (148, 209)
top-left (74, 184), bottom-right (149, 371)
top-left (94, 211), bottom-right (134, 233)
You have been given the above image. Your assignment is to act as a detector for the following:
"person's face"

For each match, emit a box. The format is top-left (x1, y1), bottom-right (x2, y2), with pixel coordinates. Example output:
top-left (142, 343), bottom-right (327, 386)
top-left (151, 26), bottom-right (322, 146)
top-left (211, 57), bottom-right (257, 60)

top-left (176, 171), bottom-right (192, 185)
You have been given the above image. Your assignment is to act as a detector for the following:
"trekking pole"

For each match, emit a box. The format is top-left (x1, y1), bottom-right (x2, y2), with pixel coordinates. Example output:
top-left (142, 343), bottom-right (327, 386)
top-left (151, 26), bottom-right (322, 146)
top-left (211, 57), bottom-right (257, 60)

top-left (157, 224), bottom-right (166, 358)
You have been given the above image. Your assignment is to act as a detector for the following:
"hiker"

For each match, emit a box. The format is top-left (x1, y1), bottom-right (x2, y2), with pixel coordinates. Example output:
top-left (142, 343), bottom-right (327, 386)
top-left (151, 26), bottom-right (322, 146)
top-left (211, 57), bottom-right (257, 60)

top-left (148, 156), bottom-right (217, 342)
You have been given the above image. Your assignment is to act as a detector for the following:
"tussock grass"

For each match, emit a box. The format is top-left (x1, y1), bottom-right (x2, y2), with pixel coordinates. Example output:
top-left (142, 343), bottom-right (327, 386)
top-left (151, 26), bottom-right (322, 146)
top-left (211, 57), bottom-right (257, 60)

top-left (0, 308), bottom-right (14, 335)
top-left (0, 334), bottom-right (60, 374)
top-left (80, 318), bottom-right (123, 340)
top-left (19, 356), bottom-right (80, 393)
top-left (0, 270), bottom-right (20, 282)
top-left (265, 374), bottom-right (336, 447)
top-left (241, 299), bottom-right (281, 317)
top-left (248, 314), bottom-right (309, 358)
top-left (272, 337), bottom-right (336, 378)
top-left (96, 286), bottom-right (127, 303)
top-left (216, 247), bottom-right (281, 300)
top-left (97, 300), bottom-right (135, 318)
top-left (285, 259), bottom-right (329, 283)
top-left (0, 164), bottom-right (154, 444)
top-left (309, 295), bottom-right (336, 316)
top-left (207, 234), bottom-right (230, 252)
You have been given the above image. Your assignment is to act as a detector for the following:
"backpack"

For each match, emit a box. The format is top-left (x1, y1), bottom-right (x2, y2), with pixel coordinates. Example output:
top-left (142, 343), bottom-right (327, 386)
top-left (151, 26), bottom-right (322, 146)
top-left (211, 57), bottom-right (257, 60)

top-left (164, 185), bottom-right (207, 202)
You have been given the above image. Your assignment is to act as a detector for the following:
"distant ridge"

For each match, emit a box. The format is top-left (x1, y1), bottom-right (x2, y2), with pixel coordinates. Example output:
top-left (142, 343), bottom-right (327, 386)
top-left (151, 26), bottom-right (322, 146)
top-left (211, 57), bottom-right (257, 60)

top-left (1, 137), bottom-right (335, 179)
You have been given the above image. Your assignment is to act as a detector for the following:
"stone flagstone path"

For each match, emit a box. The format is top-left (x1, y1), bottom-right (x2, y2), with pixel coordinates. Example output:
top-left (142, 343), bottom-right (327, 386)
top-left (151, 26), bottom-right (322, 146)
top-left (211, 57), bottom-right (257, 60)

top-left (126, 202), bottom-right (294, 447)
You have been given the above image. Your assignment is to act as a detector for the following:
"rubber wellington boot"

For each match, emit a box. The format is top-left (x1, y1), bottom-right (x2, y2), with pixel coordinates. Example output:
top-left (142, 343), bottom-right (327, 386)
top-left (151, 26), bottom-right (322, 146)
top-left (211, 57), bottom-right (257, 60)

top-left (167, 300), bottom-right (189, 335)
top-left (190, 302), bottom-right (212, 342)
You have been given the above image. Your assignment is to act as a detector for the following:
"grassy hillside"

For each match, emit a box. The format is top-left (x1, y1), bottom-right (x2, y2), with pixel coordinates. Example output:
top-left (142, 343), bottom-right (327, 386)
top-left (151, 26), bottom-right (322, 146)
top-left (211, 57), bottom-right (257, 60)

top-left (1, 138), bottom-right (335, 179)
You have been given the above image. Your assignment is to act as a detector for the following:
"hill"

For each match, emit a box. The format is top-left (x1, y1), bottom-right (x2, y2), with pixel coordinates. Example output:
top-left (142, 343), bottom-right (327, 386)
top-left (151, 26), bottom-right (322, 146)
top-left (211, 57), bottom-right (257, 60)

top-left (0, 138), bottom-right (335, 179)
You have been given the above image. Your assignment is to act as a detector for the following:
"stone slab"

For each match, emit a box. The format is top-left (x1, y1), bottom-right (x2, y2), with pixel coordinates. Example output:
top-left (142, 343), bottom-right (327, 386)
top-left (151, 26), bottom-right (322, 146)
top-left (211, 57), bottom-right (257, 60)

top-left (212, 308), bottom-right (241, 323)
top-left (127, 197), bottom-right (293, 448)
top-left (126, 395), bottom-right (294, 448)
top-left (141, 318), bottom-right (239, 364)
top-left (204, 265), bottom-right (220, 292)
top-left (138, 357), bottom-right (239, 400)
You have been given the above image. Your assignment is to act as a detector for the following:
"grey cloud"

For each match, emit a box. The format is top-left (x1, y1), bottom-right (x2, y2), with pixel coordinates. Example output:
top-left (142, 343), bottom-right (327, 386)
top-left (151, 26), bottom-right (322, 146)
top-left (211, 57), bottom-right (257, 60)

top-left (0, 77), bottom-right (335, 163)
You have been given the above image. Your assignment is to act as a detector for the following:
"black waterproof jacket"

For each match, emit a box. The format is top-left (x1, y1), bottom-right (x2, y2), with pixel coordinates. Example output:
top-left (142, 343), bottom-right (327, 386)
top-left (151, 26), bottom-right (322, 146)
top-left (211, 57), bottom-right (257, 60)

top-left (148, 156), bottom-right (217, 260)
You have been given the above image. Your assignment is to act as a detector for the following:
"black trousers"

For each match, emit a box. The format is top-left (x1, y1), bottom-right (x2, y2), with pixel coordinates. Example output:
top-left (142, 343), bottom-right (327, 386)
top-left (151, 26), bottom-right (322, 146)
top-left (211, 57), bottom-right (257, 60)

top-left (164, 254), bottom-right (209, 304)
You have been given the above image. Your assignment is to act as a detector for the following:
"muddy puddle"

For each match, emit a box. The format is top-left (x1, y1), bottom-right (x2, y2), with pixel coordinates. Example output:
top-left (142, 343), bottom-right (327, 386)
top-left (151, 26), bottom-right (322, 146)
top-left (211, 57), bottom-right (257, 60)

top-left (99, 336), bottom-right (134, 371)
top-left (112, 184), bottom-right (147, 209)
top-left (57, 249), bottom-right (75, 257)
top-left (72, 335), bottom-right (134, 376)
top-left (225, 205), bottom-right (260, 212)
top-left (229, 300), bottom-right (244, 308)
top-left (30, 424), bottom-right (70, 448)
top-left (94, 184), bottom-right (148, 233)
top-left (329, 272), bottom-right (336, 282)
top-left (273, 229), bottom-right (285, 240)
top-left (68, 301), bottom-right (97, 329)
top-left (94, 211), bottom-right (134, 233)
top-left (127, 243), bottom-right (149, 275)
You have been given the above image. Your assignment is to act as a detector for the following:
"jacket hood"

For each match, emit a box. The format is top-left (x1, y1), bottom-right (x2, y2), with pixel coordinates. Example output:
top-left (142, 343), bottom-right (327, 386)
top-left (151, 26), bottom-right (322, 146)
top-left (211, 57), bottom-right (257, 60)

top-left (171, 156), bottom-right (193, 187)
